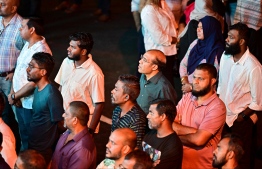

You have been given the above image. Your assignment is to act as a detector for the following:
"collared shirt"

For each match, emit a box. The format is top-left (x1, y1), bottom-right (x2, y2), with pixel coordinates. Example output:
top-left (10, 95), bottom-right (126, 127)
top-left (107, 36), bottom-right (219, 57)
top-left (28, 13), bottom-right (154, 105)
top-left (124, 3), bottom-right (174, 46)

top-left (51, 128), bottom-right (97, 169)
top-left (141, 1), bottom-right (177, 56)
top-left (137, 72), bottom-right (177, 114)
top-left (55, 55), bottom-right (105, 132)
top-left (176, 92), bottom-right (226, 169)
top-left (111, 104), bottom-right (147, 147)
top-left (0, 118), bottom-right (17, 168)
top-left (217, 49), bottom-right (262, 127)
top-left (0, 14), bottom-right (23, 72)
top-left (234, 0), bottom-right (262, 30)
top-left (179, 39), bottom-right (219, 82)
top-left (12, 38), bottom-right (52, 109)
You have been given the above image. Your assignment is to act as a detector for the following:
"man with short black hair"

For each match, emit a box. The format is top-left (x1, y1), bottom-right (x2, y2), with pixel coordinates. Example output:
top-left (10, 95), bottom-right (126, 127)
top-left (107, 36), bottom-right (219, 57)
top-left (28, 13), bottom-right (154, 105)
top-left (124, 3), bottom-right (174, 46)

top-left (173, 63), bottom-right (226, 168)
top-left (120, 149), bottom-right (153, 169)
top-left (137, 49), bottom-right (177, 114)
top-left (218, 22), bottom-right (262, 169)
top-left (26, 52), bottom-right (64, 163)
top-left (55, 32), bottom-right (105, 135)
top-left (51, 101), bottom-right (97, 169)
top-left (213, 133), bottom-right (244, 169)
top-left (110, 74), bottom-right (146, 147)
top-left (142, 99), bottom-right (182, 169)
top-left (15, 149), bottom-right (46, 169)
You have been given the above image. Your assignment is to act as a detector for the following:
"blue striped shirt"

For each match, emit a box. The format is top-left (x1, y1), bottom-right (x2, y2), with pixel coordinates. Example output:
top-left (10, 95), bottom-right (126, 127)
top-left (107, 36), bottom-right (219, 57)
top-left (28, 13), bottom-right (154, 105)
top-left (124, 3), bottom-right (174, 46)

top-left (111, 104), bottom-right (147, 147)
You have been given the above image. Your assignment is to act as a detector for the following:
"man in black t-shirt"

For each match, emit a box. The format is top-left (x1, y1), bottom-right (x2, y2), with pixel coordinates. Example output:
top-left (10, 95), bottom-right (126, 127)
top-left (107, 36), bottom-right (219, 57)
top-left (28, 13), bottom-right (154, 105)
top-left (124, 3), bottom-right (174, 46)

top-left (142, 99), bottom-right (182, 169)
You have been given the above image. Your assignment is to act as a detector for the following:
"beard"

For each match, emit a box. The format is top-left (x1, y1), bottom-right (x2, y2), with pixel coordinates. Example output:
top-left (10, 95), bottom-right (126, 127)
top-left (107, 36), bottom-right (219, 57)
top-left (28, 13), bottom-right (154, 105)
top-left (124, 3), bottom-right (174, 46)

top-left (192, 84), bottom-right (212, 97)
top-left (106, 150), bottom-right (122, 160)
top-left (212, 155), bottom-right (227, 168)
top-left (68, 54), bottom-right (81, 61)
top-left (224, 41), bottom-right (241, 55)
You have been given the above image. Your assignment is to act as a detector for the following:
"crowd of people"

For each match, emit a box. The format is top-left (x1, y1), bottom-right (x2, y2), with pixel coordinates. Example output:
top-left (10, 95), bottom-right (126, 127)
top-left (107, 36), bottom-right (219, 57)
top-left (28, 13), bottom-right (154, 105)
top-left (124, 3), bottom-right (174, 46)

top-left (0, 0), bottom-right (262, 169)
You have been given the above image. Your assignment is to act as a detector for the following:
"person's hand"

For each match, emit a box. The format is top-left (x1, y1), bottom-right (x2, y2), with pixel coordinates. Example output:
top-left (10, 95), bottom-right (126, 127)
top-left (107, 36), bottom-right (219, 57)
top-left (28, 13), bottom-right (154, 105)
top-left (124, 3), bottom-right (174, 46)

top-left (174, 114), bottom-right (182, 124)
top-left (236, 113), bottom-right (245, 122)
top-left (182, 83), bottom-right (192, 94)
top-left (8, 93), bottom-right (15, 105)
top-left (15, 99), bottom-right (22, 107)
top-left (5, 72), bottom-right (14, 81)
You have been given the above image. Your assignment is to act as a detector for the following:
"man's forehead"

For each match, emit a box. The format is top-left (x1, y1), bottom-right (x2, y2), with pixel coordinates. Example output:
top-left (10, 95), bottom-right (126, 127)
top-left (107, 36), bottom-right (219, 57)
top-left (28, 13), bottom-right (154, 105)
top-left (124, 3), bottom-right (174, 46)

top-left (228, 29), bottom-right (239, 37)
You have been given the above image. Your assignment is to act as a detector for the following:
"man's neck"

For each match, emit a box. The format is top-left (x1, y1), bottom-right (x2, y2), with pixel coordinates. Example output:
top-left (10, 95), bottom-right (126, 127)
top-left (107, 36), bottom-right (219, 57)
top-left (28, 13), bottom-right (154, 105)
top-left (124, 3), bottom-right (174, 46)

top-left (157, 123), bottom-right (174, 138)
top-left (233, 47), bottom-right (247, 62)
top-left (2, 14), bottom-right (16, 27)
top-left (36, 78), bottom-right (50, 91)
top-left (145, 71), bottom-right (159, 81)
top-left (74, 55), bottom-right (89, 67)
top-left (196, 90), bottom-right (215, 106)
top-left (222, 160), bottom-right (239, 169)
top-left (28, 36), bottom-right (43, 48)
top-left (115, 156), bottom-right (125, 169)
top-left (119, 101), bottom-right (135, 116)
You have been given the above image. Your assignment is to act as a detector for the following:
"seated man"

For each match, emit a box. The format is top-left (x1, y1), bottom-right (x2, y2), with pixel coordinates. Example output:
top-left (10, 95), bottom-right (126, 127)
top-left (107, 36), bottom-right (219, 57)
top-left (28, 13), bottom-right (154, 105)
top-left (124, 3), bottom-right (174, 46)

top-left (142, 99), bottom-right (183, 169)
top-left (97, 128), bottom-right (137, 169)
top-left (173, 63), bottom-right (226, 168)
top-left (119, 149), bottom-right (153, 169)
top-left (51, 101), bottom-right (97, 169)
top-left (213, 133), bottom-right (244, 169)
top-left (15, 150), bottom-right (46, 169)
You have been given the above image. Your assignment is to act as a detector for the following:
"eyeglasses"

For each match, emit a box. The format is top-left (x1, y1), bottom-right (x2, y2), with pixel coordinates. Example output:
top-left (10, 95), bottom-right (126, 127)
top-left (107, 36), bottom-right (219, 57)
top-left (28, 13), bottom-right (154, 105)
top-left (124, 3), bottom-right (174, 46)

top-left (140, 55), bottom-right (152, 64)
top-left (27, 63), bottom-right (44, 70)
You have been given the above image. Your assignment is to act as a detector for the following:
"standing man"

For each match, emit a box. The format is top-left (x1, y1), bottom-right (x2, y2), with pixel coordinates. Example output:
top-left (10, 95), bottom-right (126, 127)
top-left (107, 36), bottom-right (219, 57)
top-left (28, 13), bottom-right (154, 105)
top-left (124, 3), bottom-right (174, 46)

top-left (111, 74), bottom-right (146, 147)
top-left (55, 32), bottom-right (104, 135)
top-left (173, 63), bottom-right (226, 169)
top-left (26, 52), bottom-right (64, 163)
top-left (51, 101), bottom-right (96, 169)
top-left (137, 49), bottom-right (177, 114)
top-left (142, 99), bottom-right (183, 169)
top-left (217, 22), bottom-right (262, 169)
top-left (212, 134), bottom-right (244, 169)
top-left (0, 0), bottom-right (24, 118)
top-left (8, 17), bottom-right (51, 151)
top-left (97, 128), bottom-right (137, 169)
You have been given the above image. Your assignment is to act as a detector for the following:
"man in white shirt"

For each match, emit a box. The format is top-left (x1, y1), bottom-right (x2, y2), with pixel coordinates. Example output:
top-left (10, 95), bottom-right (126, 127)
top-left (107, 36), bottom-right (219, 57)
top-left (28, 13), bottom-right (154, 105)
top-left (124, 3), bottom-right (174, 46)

top-left (8, 17), bottom-right (51, 151)
top-left (217, 22), bottom-right (262, 169)
top-left (55, 32), bottom-right (105, 135)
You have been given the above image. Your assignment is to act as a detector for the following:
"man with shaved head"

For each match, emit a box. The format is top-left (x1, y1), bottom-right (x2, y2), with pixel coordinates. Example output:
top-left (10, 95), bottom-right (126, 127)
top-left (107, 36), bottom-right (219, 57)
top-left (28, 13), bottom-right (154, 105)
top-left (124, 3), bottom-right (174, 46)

top-left (0, 0), bottom-right (24, 121)
top-left (51, 101), bottom-right (97, 169)
top-left (137, 49), bottom-right (177, 114)
top-left (97, 128), bottom-right (137, 169)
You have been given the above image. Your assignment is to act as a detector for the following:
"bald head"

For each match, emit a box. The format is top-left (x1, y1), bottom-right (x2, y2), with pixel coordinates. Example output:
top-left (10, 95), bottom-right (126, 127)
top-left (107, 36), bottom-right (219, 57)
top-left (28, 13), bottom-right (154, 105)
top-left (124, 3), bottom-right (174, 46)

top-left (113, 128), bottom-right (137, 150)
top-left (147, 49), bottom-right (166, 71)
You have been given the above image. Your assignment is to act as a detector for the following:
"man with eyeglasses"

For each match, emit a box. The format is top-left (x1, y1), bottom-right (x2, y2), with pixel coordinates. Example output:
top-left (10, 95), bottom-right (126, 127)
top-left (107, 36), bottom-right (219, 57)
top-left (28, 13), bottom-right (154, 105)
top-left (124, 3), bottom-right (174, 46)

top-left (26, 52), bottom-right (64, 164)
top-left (7, 17), bottom-right (51, 152)
top-left (137, 49), bottom-right (177, 115)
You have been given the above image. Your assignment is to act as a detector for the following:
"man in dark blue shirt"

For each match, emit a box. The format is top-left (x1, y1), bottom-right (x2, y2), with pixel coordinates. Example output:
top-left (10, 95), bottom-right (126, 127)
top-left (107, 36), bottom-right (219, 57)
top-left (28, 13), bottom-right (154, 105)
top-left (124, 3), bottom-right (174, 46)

top-left (26, 52), bottom-right (64, 163)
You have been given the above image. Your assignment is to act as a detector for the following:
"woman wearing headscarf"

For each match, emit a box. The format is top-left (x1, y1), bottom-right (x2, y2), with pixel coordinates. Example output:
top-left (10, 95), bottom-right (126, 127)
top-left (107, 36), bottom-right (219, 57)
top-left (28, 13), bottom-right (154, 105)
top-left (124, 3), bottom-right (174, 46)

top-left (180, 15), bottom-right (224, 93)
top-left (141, 0), bottom-right (178, 86)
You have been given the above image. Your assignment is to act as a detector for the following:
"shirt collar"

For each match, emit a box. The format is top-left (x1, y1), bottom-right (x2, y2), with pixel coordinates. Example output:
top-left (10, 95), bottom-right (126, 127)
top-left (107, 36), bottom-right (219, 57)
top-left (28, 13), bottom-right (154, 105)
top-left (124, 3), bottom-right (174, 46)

top-left (76, 54), bottom-right (93, 69)
top-left (224, 48), bottom-right (250, 66)
top-left (145, 71), bottom-right (163, 84)
top-left (0, 13), bottom-right (20, 27)
top-left (65, 127), bottom-right (89, 142)
top-left (190, 92), bottom-right (218, 106)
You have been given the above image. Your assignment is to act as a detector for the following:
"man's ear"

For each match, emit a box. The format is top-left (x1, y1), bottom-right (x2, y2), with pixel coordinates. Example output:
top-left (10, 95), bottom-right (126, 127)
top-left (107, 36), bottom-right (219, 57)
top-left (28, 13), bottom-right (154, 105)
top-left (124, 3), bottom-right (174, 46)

top-left (40, 69), bottom-right (47, 77)
top-left (11, 6), bottom-right (18, 14)
top-left (239, 39), bottom-right (245, 46)
top-left (124, 94), bottom-right (129, 101)
top-left (211, 78), bottom-right (216, 86)
top-left (122, 145), bottom-right (131, 155)
top-left (152, 64), bottom-right (158, 71)
top-left (30, 27), bottom-right (35, 35)
top-left (81, 49), bottom-right (87, 55)
top-left (227, 150), bottom-right (235, 159)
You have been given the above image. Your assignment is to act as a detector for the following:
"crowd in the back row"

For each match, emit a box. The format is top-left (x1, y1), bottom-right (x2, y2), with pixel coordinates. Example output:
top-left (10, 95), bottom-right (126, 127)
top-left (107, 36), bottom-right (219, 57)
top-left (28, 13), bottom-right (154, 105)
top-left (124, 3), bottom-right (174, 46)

top-left (0, 0), bottom-right (262, 169)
